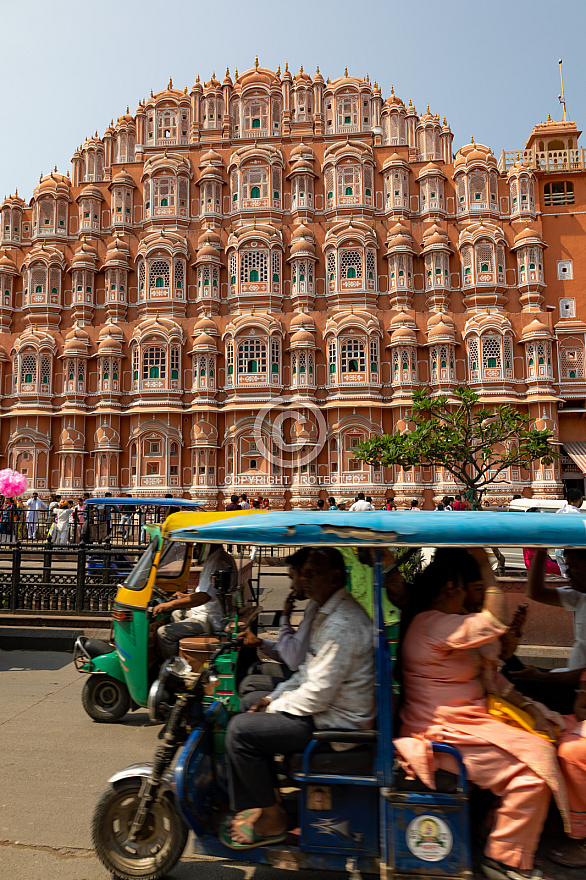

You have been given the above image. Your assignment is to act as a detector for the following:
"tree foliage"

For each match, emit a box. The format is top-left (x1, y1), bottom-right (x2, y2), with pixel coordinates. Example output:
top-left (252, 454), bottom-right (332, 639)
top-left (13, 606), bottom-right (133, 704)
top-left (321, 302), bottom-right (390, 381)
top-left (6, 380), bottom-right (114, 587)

top-left (352, 387), bottom-right (557, 507)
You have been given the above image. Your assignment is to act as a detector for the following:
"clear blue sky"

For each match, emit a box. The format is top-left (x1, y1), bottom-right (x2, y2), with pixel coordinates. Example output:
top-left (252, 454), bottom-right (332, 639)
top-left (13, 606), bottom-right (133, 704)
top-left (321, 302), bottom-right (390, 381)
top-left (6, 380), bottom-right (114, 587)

top-left (2, 0), bottom-right (585, 200)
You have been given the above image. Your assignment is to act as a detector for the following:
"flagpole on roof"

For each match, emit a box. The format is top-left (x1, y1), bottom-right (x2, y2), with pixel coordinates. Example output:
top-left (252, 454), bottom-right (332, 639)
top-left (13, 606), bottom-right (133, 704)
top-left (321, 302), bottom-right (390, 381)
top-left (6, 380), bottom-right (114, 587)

top-left (558, 59), bottom-right (567, 122)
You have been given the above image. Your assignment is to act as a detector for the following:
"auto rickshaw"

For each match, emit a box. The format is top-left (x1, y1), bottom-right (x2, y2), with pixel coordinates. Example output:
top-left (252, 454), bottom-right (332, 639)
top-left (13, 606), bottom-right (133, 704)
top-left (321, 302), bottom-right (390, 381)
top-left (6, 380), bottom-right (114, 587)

top-left (74, 504), bottom-right (257, 722)
top-left (91, 510), bottom-right (586, 880)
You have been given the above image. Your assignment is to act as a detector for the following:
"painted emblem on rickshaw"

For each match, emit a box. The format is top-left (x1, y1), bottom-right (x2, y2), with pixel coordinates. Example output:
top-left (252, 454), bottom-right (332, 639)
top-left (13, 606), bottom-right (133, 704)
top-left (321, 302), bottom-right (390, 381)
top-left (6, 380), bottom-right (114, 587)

top-left (405, 815), bottom-right (452, 862)
top-left (307, 785), bottom-right (332, 811)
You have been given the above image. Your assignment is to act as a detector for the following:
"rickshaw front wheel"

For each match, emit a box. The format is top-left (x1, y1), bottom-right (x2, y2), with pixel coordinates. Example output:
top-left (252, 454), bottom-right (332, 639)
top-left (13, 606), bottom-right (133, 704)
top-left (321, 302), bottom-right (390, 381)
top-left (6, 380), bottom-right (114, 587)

top-left (92, 778), bottom-right (188, 880)
top-left (82, 675), bottom-right (131, 723)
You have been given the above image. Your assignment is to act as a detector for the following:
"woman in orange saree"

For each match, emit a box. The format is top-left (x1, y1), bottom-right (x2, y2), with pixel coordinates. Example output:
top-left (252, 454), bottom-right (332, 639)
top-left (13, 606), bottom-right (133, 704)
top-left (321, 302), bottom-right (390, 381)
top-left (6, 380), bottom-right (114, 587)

top-left (394, 552), bottom-right (569, 880)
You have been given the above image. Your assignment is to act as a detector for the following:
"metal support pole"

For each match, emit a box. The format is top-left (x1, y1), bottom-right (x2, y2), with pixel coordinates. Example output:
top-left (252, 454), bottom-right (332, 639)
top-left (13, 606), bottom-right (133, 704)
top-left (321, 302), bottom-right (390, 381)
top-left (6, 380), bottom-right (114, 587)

top-left (76, 542), bottom-right (87, 612)
top-left (10, 542), bottom-right (21, 612)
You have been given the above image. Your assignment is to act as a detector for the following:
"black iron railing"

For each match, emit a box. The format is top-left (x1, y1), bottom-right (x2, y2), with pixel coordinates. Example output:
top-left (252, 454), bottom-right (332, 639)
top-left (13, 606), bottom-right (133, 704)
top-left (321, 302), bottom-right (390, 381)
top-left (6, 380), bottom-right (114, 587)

top-left (0, 542), bottom-right (145, 614)
top-left (2, 508), bottom-right (169, 548)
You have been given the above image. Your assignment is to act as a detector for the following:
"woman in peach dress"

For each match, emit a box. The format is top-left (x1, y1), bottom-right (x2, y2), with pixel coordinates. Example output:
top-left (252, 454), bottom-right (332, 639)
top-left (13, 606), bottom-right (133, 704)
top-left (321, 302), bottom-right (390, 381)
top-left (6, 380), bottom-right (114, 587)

top-left (394, 551), bottom-right (569, 880)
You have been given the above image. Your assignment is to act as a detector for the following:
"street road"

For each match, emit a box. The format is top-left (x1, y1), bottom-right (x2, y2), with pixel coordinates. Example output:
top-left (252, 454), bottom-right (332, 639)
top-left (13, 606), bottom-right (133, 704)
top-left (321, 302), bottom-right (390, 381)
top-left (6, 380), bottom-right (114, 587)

top-left (0, 645), bottom-right (325, 880)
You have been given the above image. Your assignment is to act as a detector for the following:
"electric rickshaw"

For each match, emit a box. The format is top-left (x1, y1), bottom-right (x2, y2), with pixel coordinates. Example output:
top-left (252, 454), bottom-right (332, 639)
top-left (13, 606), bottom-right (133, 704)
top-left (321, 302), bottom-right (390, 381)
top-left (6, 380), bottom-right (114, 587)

top-left (91, 510), bottom-right (586, 880)
top-left (74, 504), bottom-right (257, 722)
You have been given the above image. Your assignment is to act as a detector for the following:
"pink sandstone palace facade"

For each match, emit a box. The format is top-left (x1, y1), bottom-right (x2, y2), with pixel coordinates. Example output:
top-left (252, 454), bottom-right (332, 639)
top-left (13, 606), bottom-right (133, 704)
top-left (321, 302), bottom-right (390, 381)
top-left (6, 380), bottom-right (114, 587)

top-left (1, 62), bottom-right (586, 509)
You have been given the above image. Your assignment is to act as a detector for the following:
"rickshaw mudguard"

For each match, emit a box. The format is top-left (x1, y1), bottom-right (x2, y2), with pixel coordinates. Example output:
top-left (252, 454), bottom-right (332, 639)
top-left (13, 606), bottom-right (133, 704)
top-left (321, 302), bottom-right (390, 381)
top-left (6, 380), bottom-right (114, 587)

top-left (85, 649), bottom-right (125, 681)
top-left (173, 701), bottom-right (228, 837)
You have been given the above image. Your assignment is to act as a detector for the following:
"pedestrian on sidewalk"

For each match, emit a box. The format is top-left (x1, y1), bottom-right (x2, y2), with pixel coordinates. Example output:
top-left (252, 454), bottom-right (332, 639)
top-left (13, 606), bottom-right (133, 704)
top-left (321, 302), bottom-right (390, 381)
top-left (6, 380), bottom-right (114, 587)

top-left (26, 492), bottom-right (48, 540)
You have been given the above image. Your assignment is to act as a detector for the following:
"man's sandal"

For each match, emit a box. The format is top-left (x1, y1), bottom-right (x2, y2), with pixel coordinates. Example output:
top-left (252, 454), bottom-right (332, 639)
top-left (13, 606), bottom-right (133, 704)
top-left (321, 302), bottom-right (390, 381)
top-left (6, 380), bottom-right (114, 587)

top-left (481, 857), bottom-right (545, 880)
top-left (219, 815), bottom-right (287, 850)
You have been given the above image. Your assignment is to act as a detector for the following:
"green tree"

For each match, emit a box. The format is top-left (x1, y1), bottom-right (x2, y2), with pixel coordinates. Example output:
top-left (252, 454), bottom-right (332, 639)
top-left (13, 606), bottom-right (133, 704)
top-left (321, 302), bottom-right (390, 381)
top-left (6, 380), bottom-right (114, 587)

top-left (352, 386), bottom-right (558, 509)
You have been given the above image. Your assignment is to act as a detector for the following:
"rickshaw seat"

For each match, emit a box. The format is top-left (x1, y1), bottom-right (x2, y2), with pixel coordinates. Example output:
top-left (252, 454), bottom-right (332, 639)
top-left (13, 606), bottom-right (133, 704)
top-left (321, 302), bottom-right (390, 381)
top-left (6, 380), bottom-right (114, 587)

top-left (287, 729), bottom-right (377, 777)
top-left (287, 744), bottom-right (375, 776)
top-left (83, 638), bottom-right (115, 658)
top-left (394, 763), bottom-right (459, 794)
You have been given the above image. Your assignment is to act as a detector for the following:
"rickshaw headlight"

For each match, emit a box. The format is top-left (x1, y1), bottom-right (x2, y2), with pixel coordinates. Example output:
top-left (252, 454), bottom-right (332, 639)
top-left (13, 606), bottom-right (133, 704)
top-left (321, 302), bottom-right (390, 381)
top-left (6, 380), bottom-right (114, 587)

top-left (147, 679), bottom-right (169, 723)
top-left (148, 657), bottom-right (194, 722)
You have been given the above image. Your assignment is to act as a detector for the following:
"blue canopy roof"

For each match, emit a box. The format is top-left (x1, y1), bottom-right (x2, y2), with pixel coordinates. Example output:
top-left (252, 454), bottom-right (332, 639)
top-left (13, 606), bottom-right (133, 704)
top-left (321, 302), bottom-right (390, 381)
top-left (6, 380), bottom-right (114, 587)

top-left (85, 497), bottom-right (207, 508)
top-left (169, 509), bottom-right (586, 548)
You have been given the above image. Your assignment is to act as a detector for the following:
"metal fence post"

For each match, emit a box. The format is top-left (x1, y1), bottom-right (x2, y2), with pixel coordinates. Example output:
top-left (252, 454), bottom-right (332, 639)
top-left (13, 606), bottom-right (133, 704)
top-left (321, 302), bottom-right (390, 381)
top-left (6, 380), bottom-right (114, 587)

top-left (76, 542), bottom-right (87, 612)
top-left (10, 542), bottom-right (21, 611)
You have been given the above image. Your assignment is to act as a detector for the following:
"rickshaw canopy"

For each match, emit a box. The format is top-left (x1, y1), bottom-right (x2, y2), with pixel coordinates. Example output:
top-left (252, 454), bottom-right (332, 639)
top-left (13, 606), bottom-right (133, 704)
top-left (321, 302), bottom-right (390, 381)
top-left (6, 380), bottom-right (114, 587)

top-left (168, 509), bottom-right (586, 548)
top-left (85, 497), bottom-right (207, 508)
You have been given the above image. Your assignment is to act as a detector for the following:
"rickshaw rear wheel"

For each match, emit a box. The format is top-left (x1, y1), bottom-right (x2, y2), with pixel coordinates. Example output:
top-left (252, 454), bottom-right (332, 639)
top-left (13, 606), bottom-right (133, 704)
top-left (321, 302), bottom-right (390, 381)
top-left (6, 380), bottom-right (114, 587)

top-left (82, 675), bottom-right (131, 723)
top-left (92, 779), bottom-right (188, 880)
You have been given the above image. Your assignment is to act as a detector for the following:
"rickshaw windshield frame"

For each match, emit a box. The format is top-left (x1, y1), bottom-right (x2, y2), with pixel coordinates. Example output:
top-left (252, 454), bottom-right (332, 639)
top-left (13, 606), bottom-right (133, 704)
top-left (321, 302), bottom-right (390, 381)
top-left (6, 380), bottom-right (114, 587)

top-left (122, 537), bottom-right (159, 592)
top-left (155, 540), bottom-right (190, 582)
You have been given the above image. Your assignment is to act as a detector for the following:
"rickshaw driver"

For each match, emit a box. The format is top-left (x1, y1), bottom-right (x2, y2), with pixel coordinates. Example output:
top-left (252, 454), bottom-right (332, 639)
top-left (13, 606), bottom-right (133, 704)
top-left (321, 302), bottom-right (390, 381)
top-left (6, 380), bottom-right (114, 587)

top-left (156, 543), bottom-right (237, 658)
top-left (221, 547), bottom-right (375, 850)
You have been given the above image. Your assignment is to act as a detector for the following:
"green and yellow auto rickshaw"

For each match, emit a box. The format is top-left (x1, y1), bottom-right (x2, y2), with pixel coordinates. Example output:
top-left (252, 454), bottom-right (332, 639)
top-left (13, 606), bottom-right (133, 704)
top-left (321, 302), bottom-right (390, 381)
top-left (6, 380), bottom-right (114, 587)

top-left (74, 504), bottom-right (256, 722)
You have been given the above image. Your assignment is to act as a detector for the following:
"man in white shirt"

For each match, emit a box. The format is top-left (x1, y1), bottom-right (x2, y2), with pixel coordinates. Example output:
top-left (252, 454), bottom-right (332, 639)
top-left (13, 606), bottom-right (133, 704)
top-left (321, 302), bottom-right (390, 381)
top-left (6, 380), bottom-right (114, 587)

top-left (26, 493), bottom-right (48, 539)
top-left (223, 547), bottom-right (375, 848)
top-left (157, 544), bottom-right (237, 658)
top-left (527, 547), bottom-right (586, 669)
top-left (239, 494), bottom-right (251, 510)
top-left (239, 547), bottom-right (317, 705)
top-left (554, 489), bottom-right (584, 576)
top-left (349, 492), bottom-right (373, 511)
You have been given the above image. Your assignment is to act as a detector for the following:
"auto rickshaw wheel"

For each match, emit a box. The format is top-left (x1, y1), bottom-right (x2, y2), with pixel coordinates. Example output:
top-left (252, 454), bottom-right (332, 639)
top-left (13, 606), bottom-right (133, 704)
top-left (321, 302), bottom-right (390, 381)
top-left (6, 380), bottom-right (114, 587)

top-left (82, 674), bottom-right (131, 723)
top-left (92, 779), bottom-right (188, 880)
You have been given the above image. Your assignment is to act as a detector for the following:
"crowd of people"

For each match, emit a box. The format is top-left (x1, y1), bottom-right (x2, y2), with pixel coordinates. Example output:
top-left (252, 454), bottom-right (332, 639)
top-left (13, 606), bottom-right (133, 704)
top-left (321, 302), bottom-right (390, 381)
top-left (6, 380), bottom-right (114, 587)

top-left (171, 537), bottom-right (586, 875)
top-left (311, 492), bottom-right (483, 511)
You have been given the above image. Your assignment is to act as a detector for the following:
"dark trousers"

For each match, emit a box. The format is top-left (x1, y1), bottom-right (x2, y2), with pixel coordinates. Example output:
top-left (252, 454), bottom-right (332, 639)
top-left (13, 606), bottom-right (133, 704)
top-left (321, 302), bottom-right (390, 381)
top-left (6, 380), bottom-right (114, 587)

top-left (226, 710), bottom-right (315, 811)
top-left (238, 664), bottom-right (291, 701)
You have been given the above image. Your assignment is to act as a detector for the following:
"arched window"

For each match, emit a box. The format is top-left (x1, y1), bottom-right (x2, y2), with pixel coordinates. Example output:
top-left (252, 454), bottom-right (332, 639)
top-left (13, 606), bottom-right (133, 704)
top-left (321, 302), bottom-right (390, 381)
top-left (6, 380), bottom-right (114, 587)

top-left (240, 250), bottom-right (268, 285)
top-left (149, 260), bottom-right (170, 290)
top-left (242, 167), bottom-right (269, 207)
top-left (238, 339), bottom-right (267, 374)
top-left (244, 100), bottom-right (268, 134)
top-left (337, 165), bottom-right (360, 204)
top-left (481, 335), bottom-right (502, 376)
top-left (153, 177), bottom-right (176, 213)
top-left (340, 250), bottom-right (362, 285)
top-left (341, 339), bottom-right (366, 373)
top-left (142, 346), bottom-right (166, 381)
